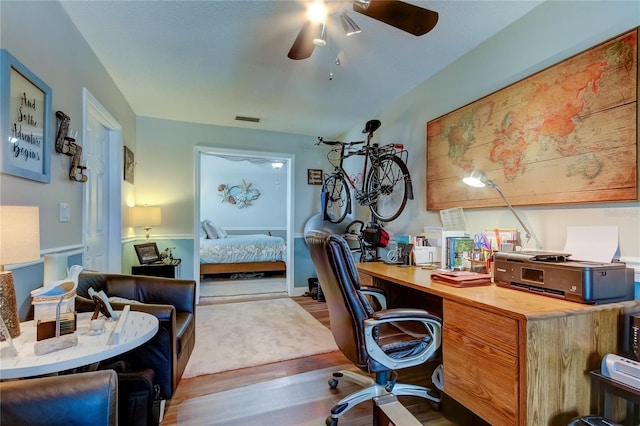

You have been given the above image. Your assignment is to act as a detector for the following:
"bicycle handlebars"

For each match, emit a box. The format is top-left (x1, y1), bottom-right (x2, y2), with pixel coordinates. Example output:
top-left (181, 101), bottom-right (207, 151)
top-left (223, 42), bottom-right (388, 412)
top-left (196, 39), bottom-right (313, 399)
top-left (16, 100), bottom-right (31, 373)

top-left (316, 136), bottom-right (365, 146)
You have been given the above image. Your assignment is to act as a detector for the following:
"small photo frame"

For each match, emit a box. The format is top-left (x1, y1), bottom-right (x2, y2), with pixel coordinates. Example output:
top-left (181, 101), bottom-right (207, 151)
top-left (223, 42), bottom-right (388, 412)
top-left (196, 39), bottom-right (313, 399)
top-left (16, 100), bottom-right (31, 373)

top-left (308, 169), bottom-right (323, 185)
top-left (134, 242), bottom-right (160, 264)
top-left (124, 146), bottom-right (134, 184)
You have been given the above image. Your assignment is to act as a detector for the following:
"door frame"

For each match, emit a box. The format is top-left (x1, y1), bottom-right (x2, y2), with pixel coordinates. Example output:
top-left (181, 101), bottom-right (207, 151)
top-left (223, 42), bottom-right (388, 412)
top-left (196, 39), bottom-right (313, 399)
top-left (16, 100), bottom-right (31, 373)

top-left (82, 88), bottom-right (122, 273)
top-left (193, 146), bottom-right (295, 301)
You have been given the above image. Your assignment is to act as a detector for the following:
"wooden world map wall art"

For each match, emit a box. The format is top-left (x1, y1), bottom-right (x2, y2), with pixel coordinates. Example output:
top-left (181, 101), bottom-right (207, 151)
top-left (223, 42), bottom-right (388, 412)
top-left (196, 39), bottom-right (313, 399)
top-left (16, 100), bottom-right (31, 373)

top-left (426, 28), bottom-right (638, 211)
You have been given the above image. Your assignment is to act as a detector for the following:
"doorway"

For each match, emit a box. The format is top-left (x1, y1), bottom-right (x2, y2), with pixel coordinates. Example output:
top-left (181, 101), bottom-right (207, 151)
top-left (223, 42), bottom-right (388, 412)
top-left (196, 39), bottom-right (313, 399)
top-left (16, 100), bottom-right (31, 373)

top-left (193, 146), bottom-right (294, 302)
top-left (82, 89), bottom-right (122, 273)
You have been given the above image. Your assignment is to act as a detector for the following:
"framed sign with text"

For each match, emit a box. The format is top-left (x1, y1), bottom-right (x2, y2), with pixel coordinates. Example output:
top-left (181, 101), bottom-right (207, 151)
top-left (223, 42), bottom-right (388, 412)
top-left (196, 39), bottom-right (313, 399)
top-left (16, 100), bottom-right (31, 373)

top-left (1, 49), bottom-right (52, 183)
top-left (307, 169), bottom-right (323, 185)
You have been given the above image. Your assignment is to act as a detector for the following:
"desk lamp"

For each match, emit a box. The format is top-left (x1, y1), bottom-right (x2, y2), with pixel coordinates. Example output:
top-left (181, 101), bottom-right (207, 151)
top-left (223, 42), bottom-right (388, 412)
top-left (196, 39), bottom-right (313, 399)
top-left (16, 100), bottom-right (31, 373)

top-left (131, 205), bottom-right (162, 241)
top-left (0, 206), bottom-right (40, 338)
top-left (463, 170), bottom-right (532, 251)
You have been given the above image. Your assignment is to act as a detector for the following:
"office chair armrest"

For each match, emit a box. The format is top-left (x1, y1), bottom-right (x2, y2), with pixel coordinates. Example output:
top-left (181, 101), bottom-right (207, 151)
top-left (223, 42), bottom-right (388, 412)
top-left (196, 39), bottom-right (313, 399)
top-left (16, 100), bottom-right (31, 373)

top-left (360, 286), bottom-right (387, 310)
top-left (372, 308), bottom-right (439, 322)
top-left (363, 309), bottom-right (442, 370)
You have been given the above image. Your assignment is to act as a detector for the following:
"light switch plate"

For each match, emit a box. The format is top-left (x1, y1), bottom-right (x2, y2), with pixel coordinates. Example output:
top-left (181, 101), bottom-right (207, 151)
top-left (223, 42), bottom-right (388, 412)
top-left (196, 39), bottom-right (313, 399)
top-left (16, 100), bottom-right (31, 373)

top-left (59, 203), bottom-right (70, 222)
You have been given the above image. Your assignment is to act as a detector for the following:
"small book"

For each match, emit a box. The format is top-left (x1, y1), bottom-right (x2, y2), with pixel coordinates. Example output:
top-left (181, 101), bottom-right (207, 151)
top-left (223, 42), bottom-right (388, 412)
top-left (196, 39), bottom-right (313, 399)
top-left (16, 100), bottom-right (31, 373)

top-left (430, 271), bottom-right (492, 287)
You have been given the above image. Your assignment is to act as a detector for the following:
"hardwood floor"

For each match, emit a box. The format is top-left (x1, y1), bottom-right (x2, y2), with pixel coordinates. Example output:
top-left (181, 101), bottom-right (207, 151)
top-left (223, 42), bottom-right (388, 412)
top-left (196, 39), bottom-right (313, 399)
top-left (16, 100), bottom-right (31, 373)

top-left (161, 296), bottom-right (457, 425)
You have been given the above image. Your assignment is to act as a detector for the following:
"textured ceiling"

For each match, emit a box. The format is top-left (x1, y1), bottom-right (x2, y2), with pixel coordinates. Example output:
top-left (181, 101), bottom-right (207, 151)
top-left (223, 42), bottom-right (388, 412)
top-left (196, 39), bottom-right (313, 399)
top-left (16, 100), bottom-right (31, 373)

top-left (60, 0), bottom-right (542, 139)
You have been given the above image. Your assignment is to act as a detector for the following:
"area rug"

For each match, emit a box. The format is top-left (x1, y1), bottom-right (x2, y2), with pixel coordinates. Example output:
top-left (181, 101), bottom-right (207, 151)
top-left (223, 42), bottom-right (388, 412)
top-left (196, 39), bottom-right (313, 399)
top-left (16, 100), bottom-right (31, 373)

top-left (182, 298), bottom-right (338, 378)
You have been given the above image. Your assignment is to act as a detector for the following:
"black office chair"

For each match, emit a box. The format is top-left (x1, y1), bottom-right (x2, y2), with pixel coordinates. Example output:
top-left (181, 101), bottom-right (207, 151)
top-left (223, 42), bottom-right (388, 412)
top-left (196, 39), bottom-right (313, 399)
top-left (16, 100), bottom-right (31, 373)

top-left (306, 229), bottom-right (442, 425)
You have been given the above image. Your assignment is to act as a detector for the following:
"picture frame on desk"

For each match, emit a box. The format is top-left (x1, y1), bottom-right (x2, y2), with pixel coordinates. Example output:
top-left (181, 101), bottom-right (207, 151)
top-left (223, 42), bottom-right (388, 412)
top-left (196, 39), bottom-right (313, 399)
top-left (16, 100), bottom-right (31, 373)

top-left (134, 242), bottom-right (160, 264)
top-left (0, 49), bottom-right (52, 183)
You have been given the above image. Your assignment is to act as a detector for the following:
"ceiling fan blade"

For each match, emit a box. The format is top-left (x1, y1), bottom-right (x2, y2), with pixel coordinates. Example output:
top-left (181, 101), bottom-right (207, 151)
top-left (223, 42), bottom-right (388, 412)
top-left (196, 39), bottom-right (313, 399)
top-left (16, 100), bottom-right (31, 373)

top-left (353, 0), bottom-right (439, 36)
top-left (287, 21), bottom-right (317, 60)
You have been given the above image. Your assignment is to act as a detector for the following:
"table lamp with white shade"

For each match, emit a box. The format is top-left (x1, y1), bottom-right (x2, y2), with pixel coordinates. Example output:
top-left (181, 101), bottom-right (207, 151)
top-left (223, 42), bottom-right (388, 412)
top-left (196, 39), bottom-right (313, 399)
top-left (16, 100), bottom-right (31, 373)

top-left (0, 206), bottom-right (40, 338)
top-left (131, 205), bottom-right (162, 241)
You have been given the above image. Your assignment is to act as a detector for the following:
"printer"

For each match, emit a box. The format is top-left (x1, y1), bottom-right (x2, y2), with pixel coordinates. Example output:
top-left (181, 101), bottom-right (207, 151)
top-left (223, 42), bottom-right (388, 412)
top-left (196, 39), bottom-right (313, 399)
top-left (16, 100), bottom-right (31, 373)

top-left (493, 251), bottom-right (634, 304)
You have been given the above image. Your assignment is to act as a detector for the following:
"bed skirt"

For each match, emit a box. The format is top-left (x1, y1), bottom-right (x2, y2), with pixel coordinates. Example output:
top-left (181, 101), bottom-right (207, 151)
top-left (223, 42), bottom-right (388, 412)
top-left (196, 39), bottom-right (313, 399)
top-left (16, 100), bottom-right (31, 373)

top-left (200, 261), bottom-right (286, 277)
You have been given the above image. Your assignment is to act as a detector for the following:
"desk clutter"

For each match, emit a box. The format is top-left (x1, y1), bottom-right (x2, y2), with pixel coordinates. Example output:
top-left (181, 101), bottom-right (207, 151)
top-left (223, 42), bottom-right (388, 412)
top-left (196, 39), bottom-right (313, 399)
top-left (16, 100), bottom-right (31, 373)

top-left (399, 227), bottom-right (517, 272)
top-left (30, 265), bottom-right (83, 354)
top-left (430, 271), bottom-right (492, 287)
top-left (12, 265), bottom-right (135, 356)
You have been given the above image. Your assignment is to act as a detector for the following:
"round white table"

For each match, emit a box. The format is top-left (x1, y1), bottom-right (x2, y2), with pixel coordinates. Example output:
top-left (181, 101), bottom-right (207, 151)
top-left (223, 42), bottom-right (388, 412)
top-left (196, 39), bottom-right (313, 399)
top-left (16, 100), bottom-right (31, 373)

top-left (0, 311), bottom-right (158, 379)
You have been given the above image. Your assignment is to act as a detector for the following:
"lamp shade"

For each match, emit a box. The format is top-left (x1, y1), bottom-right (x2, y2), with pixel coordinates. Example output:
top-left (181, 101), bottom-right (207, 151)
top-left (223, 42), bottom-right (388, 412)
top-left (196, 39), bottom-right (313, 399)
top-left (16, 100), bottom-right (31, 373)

top-left (0, 206), bottom-right (40, 338)
top-left (0, 206), bottom-right (40, 266)
top-left (130, 206), bottom-right (162, 227)
top-left (462, 170), bottom-right (488, 188)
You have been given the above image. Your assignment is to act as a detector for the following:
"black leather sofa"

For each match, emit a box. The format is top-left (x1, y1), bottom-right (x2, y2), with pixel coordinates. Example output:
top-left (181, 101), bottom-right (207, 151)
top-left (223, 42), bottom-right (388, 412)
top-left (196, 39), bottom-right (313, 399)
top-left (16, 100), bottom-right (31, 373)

top-left (0, 370), bottom-right (118, 426)
top-left (76, 272), bottom-right (196, 400)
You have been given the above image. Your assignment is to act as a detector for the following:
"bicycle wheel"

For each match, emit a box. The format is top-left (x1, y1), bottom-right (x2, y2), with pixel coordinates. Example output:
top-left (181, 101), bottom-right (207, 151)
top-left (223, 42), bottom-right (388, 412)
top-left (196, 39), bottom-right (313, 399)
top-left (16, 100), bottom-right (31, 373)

top-left (323, 174), bottom-right (350, 223)
top-left (365, 155), bottom-right (409, 222)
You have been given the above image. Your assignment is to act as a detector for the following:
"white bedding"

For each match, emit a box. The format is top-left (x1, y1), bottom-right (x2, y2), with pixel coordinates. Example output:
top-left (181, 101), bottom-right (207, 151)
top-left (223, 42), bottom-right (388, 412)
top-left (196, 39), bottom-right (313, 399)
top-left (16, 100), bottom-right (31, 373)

top-left (200, 234), bottom-right (286, 264)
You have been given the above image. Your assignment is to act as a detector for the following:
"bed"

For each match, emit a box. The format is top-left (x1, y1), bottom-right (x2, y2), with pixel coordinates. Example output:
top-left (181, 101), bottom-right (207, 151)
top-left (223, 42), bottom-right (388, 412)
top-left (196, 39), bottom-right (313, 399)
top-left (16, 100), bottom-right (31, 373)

top-left (199, 226), bottom-right (286, 277)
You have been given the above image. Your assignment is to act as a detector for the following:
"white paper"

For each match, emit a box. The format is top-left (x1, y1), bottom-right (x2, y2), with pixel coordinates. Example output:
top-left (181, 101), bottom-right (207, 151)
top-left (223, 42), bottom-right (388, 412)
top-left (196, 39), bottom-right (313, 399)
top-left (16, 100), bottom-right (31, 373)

top-left (440, 207), bottom-right (470, 234)
top-left (562, 226), bottom-right (619, 263)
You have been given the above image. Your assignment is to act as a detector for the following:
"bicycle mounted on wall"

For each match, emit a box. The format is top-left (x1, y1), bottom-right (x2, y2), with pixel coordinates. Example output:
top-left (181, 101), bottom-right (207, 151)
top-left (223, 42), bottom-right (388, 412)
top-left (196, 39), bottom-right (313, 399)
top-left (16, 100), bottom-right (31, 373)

top-left (317, 120), bottom-right (414, 224)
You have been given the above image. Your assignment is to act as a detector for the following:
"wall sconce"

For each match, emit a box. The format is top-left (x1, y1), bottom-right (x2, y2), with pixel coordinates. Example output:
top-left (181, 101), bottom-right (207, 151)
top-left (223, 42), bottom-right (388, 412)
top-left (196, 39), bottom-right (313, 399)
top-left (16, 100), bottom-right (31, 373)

top-left (55, 111), bottom-right (87, 183)
top-left (0, 206), bottom-right (41, 338)
top-left (463, 170), bottom-right (532, 251)
top-left (131, 205), bottom-right (162, 241)
top-left (271, 161), bottom-right (284, 169)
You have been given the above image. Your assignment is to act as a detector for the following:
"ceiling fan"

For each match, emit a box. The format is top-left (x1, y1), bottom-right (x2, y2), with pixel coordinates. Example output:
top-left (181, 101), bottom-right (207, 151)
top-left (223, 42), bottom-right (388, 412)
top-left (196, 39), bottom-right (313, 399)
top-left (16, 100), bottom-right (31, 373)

top-left (287, 0), bottom-right (439, 60)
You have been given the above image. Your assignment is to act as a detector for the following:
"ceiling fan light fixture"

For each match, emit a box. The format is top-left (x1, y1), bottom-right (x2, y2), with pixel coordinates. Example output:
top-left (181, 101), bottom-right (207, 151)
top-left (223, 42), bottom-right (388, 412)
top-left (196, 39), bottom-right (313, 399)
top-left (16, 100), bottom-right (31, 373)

top-left (307, 1), bottom-right (328, 23)
top-left (312, 21), bottom-right (327, 46)
top-left (340, 12), bottom-right (361, 36)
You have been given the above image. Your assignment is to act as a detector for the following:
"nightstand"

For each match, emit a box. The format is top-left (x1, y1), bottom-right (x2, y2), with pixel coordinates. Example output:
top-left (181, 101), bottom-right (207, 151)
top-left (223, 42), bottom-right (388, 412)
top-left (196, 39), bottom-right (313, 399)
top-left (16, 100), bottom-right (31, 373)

top-left (132, 259), bottom-right (181, 279)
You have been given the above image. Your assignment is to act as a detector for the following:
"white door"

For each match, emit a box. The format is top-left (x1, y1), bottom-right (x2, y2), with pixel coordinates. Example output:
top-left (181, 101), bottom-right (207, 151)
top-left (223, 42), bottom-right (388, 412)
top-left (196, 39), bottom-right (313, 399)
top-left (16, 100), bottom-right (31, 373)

top-left (84, 113), bottom-right (108, 271)
top-left (82, 89), bottom-right (122, 273)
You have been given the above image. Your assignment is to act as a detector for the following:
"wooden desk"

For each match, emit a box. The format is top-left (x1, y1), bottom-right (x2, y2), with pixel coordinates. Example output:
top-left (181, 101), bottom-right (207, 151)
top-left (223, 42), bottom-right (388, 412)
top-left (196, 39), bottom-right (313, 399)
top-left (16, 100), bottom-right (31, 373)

top-left (0, 311), bottom-right (158, 380)
top-left (357, 262), bottom-right (640, 426)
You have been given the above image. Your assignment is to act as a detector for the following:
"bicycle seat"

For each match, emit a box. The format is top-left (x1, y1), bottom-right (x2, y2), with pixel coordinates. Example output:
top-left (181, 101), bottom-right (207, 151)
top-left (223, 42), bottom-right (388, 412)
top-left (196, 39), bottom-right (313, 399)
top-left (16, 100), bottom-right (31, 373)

top-left (362, 119), bottom-right (381, 134)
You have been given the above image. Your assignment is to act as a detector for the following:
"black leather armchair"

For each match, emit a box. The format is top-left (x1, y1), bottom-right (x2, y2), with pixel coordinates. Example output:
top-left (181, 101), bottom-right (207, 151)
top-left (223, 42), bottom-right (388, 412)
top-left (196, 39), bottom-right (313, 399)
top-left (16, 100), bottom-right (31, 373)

top-left (0, 370), bottom-right (118, 426)
top-left (306, 230), bottom-right (442, 426)
top-left (76, 272), bottom-right (196, 400)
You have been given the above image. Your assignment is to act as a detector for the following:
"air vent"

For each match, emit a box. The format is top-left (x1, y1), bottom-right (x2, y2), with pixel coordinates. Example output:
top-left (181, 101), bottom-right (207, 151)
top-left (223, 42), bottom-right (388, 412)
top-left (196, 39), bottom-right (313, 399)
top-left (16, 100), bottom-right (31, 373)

top-left (235, 115), bottom-right (261, 123)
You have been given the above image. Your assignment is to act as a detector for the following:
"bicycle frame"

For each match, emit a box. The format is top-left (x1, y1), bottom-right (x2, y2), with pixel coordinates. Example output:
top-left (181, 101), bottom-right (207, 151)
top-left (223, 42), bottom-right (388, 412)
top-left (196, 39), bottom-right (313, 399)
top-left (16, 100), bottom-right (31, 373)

top-left (318, 124), bottom-right (414, 223)
top-left (325, 131), bottom-right (378, 197)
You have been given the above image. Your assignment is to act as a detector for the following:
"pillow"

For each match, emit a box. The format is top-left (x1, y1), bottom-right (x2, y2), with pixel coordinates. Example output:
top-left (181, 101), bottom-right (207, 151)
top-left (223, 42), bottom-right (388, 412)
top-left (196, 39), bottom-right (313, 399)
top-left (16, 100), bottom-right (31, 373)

top-left (213, 224), bottom-right (227, 238)
top-left (202, 220), bottom-right (219, 239)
